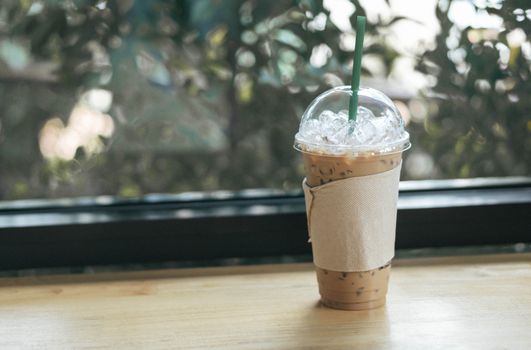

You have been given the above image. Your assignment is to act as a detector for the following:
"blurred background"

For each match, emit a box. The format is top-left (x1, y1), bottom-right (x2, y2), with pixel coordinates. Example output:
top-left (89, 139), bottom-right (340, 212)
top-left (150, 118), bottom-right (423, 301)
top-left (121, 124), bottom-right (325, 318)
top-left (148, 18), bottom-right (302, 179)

top-left (0, 0), bottom-right (529, 200)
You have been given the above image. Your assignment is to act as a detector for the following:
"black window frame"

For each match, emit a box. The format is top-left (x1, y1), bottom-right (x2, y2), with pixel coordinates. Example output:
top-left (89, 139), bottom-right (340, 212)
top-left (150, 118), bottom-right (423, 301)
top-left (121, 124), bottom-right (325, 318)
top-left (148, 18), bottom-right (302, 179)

top-left (1, 177), bottom-right (530, 270)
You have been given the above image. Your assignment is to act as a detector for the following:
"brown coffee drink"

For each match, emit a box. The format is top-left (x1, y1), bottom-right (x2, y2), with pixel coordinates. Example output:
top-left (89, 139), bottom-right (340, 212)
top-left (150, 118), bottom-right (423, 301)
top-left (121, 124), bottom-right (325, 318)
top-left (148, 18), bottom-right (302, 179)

top-left (302, 151), bottom-right (401, 310)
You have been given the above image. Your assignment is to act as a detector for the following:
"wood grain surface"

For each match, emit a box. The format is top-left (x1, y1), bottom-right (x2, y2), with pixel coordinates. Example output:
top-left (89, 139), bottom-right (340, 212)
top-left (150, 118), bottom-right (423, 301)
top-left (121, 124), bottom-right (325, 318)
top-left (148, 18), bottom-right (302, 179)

top-left (1, 253), bottom-right (530, 349)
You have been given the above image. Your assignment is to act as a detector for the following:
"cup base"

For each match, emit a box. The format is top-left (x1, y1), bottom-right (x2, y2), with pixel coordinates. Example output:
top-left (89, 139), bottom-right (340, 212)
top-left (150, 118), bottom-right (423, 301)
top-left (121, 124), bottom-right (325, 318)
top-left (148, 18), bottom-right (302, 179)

top-left (315, 264), bottom-right (390, 311)
top-left (320, 296), bottom-right (386, 310)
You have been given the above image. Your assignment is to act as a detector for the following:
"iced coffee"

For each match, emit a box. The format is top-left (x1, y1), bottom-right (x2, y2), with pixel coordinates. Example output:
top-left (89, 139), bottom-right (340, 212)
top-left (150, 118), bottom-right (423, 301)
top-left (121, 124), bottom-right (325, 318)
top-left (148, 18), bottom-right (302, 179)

top-left (294, 86), bottom-right (410, 310)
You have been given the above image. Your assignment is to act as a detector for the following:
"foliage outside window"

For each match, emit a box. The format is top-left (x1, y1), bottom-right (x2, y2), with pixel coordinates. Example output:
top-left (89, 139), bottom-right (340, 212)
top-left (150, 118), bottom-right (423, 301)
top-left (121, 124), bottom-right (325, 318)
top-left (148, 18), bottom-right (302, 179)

top-left (0, 0), bottom-right (529, 200)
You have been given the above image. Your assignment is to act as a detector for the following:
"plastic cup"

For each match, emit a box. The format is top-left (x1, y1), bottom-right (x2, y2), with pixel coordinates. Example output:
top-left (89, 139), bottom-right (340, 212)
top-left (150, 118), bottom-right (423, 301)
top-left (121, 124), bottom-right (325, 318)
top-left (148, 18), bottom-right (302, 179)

top-left (294, 86), bottom-right (410, 310)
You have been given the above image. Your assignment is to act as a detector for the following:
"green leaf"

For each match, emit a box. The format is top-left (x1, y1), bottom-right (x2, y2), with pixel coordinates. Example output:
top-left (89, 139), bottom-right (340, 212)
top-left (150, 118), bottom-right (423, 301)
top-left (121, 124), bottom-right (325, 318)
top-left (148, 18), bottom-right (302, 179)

top-left (274, 29), bottom-right (307, 52)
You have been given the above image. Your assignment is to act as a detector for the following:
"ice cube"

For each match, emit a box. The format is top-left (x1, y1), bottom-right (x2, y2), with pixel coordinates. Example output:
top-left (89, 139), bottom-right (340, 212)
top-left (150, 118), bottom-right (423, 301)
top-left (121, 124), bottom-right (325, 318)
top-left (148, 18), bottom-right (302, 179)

top-left (318, 110), bottom-right (338, 124)
top-left (300, 109), bottom-right (348, 145)
top-left (347, 107), bottom-right (377, 144)
top-left (343, 106), bottom-right (405, 146)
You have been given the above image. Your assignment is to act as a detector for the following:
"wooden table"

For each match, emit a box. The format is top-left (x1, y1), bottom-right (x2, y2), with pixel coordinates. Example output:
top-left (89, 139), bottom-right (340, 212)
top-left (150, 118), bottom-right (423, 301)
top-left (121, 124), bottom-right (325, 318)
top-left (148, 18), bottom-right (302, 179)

top-left (1, 253), bottom-right (530, 349)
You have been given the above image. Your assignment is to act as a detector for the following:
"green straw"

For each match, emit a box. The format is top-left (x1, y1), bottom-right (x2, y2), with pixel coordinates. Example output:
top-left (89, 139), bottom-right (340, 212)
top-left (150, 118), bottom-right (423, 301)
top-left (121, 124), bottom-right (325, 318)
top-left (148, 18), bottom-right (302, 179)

top-left (348, 15), bottom-right (366, 121)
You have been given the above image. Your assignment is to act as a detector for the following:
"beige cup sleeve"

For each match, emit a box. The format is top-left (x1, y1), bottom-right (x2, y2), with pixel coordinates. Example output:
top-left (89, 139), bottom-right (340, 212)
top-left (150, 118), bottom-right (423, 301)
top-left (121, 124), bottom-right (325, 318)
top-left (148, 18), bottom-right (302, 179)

top-left (302, 163), bottom-right (402, 272)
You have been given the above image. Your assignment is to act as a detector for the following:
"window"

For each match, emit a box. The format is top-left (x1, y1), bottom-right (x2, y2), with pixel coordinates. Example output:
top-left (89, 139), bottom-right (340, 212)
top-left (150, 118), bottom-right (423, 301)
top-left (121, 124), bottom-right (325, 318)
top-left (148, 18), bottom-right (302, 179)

top-left (1, 0), bottom-right (529, 200)
top-left (0, 1), bottom-right (529, 270)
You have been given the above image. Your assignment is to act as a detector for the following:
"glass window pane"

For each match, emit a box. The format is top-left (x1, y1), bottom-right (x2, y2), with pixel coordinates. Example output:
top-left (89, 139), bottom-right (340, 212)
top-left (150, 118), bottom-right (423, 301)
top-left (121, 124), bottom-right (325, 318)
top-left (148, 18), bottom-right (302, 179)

top-left (0, 0), bottom-right (529, 200)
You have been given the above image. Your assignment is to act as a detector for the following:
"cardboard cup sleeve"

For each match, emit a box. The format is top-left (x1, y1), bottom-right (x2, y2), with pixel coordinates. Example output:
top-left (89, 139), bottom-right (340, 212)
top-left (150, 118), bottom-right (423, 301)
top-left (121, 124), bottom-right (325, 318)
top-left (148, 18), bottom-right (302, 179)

top-left (302, 163), bottom-right (402, 272)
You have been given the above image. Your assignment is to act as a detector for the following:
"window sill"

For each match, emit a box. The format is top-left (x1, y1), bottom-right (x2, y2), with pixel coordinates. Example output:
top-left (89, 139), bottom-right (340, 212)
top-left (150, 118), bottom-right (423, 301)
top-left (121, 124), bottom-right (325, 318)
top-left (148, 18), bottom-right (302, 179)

top-left (1, 177), bottom-right (530, 270)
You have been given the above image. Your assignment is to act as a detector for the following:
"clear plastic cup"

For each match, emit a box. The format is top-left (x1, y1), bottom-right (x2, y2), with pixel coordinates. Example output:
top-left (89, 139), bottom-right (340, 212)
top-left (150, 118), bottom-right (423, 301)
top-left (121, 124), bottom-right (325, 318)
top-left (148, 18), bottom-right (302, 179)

top-left (294, 86), bottom-right (410, 310)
